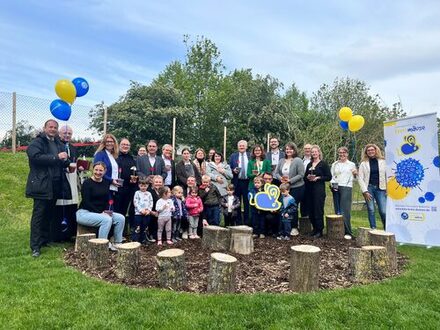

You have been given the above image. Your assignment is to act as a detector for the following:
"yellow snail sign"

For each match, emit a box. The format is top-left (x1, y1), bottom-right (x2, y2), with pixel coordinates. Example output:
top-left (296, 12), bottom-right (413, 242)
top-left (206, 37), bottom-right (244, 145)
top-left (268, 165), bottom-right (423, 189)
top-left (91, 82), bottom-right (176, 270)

top-left (248, 184), bottom-right (282, 211)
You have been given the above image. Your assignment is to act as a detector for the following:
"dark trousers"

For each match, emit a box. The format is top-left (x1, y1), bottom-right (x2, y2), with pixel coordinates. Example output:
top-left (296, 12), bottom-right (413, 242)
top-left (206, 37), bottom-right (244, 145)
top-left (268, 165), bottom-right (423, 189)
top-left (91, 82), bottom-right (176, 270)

top-left (52, 204), bottom-right (78, 242)
top-left (308, 190), bottom-right (326, 234)
top-left (172, 217), bottom-right (183, 239)
top-left (224, 212), bottom-right (236, 227)
top-left (280, 219), bottom-right (292, 237)
top-left (234, 179), bottom-right (249, 225)
top-left (290, 185), bottom-right (305, 229)
top-left (114, 188), bottom-right (135, 231)
top-left (205, 205), bottom-right (220, 226)
top-left (251, 209), bottom-right (265, 235)
top-left (264, 211), bottom-right (280, 236)
top-left (132, 215), bottom-right (151, 243)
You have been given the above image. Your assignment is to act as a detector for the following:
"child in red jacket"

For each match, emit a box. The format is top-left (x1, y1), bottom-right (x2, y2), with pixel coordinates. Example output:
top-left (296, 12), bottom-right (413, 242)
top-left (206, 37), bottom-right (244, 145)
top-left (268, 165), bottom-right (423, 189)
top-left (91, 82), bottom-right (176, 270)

top-left (185, 187), bottom-right (204, 239)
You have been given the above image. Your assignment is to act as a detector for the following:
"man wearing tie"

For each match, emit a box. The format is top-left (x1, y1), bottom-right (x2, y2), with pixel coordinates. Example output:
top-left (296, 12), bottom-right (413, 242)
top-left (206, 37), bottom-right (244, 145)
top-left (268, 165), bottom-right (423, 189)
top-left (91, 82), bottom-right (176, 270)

top-left (229, 140), bottom-right (251, 225)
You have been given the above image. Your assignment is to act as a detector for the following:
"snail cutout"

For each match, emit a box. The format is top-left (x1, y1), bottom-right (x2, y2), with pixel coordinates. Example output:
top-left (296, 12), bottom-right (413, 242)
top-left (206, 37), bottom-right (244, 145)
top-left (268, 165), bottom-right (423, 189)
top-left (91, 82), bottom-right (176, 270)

top-left (248, 184), bottom-right (282, 211)
top-left (400, 135), bottom-right (420, 155)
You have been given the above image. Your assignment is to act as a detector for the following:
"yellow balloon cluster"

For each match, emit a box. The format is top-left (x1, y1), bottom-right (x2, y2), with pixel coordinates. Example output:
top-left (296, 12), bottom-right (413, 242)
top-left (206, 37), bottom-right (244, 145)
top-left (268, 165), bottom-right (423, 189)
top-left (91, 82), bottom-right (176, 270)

top-left (55, 79), bottom-right (76, 104)
top-left (338, 107), bottom-right (365, 132)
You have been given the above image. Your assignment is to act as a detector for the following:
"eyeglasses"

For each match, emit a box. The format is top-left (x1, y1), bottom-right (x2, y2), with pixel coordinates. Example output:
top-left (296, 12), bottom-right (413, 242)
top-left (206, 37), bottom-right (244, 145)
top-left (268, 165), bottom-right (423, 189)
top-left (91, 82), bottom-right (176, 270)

top-left (120, 143), bottom-right (131, 146)
top-left (105, 140), bottom-right (115, 144)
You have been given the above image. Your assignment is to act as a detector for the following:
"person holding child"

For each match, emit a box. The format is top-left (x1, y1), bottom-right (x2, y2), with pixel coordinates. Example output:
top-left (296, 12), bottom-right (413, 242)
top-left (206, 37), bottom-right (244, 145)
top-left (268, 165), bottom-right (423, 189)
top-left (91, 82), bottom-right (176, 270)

top-left (171, 186), bottom-right (187, 242)
top-left (249, 176), bottom-right (266, 238)
top-left (277, 183), bottom-right (297, 241)
top-left (155, 186), bottom-right (175, 245)
top-left (132, 179), bottom-right (153, 243)
top-left (220, 184), bottom-right (240, 227)
top-left (198, 175), bottom-right (222, 226)
top-left (207, 151), bottom-right (233, 197)
top-left (247, 144), bottom-right (272, 190)
top-left (185, 187), bottom-right (204, 239)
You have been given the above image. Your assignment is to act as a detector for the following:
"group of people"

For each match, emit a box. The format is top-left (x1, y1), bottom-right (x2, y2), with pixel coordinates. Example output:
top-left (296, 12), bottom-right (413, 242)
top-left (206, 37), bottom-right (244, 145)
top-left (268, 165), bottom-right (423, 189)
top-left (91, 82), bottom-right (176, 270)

top-left (26, 119), bottom-right (387, 257)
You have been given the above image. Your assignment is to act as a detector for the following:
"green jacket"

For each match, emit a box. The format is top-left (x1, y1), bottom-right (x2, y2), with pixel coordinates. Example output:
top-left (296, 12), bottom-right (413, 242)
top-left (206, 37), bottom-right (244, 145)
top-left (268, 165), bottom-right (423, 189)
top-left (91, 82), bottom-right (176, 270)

top-left (247, 159), bottom-right (272, 189)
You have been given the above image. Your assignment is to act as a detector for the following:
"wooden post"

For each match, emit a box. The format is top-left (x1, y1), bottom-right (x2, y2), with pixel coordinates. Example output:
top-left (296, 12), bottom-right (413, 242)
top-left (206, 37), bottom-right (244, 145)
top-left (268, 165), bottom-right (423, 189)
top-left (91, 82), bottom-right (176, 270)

top-left (87, 238), bottom-right (109, 270)
top-left (229, 225), bottom-right (254, 255)
top-left (116, 242), bottom-right (141, 280)
top-left (223, 126), bottom-right (227, 159)
top-left (103, 103), bottom-right (108, 135)
top-left (369, 230), bottom-right (398, 272)
top-left (172, 117), bottom-right (176, 160)
top-left (325, 215), bottom-right (344, 240)
top-left (12, 92), bottom-right (17, 154)
top-left (75, 233), bottom-right (96, 253)
top-left (355, 227), bottom-right (372, 247)
top-left (207, 253), bottom-right (237, 293)
top-left (202, 225), bottom-right (231, 251)
top-left (156, 248), bottom-right (186, 290)
top-left (266, 133), bottom-right (270, 152)
top-left (299, 216), bottom-right (312, 235)
top-left (289, 245), bottom-right (321, 292)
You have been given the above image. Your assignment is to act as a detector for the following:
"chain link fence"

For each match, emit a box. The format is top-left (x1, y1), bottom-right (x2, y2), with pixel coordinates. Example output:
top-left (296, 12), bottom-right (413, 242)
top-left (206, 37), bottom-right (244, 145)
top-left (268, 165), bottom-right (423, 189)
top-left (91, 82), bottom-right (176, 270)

top-left (0, 91), bottom-right (101, 150)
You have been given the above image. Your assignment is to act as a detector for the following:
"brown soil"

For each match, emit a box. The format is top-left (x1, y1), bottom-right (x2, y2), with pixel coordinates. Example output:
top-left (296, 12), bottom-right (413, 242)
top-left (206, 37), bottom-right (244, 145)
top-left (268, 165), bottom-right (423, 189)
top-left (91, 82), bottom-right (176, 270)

top-left (64, 236), bottom-right (408, 294)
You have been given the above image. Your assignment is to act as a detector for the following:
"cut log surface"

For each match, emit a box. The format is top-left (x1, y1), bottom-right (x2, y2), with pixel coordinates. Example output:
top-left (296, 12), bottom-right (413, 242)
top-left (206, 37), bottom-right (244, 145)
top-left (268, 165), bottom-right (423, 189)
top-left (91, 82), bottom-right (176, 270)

top-left (202, 226), bottom-right (231, 251)
top-left (75, 233), bottom-right (96, 253)
top-left (325, 215), bottom-right (345, 240)
top-left (116, 242), bottom-right (141, 280)
top-left (156, 248), bottom-right (186, 290)
top-left (87, 238), bottom-right (109, 270)
top-left (228, 225), bottom-right (254, 255)
top-left (369, 230), bottom-right (398, 271)
top-left (207, 253), bottom-right (237, 293)
top-left (289, 245), bottom-right (321, 292)
top-left (299, 216), bottom-right (312, 235)
top-left (75, 224), bottom-right (97, 251)
top-left (356, 227), bottom-right (372, 247)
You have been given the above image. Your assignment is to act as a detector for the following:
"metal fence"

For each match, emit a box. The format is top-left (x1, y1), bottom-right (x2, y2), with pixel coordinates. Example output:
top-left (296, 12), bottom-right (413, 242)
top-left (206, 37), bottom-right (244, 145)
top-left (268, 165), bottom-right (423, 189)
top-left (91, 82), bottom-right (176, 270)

top-left (0, 91), bottom-right (101, 151)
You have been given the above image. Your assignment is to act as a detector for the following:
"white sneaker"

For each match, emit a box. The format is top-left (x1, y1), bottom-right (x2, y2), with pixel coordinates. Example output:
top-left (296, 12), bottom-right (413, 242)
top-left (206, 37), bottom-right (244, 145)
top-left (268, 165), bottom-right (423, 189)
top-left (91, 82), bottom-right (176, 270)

top-left (290, 228), bottom-right (299, 236)
top-left (108, 242), bottom-right (118, 251)
top-left (182, 231), bottom-right (188, 239)
top-left (344, 234), bottom-right (352, 240)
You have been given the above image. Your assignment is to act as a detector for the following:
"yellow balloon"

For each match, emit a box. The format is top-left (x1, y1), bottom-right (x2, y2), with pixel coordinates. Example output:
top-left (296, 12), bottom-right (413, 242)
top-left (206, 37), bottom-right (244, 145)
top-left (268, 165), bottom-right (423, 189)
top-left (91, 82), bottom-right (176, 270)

top-left (339, 107), bottom-right (353, 121)
top-left (348, 115), bottom-right (365, 132)
top-left (55, 79), bottom-right (76, 104)
top-left (387, 177), bottom-right (410, 200)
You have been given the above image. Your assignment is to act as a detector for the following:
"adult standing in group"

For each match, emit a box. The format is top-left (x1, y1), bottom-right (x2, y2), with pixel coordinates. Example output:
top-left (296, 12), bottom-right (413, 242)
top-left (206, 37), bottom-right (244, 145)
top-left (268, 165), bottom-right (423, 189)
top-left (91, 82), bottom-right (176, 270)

top-left (53, 125), bottom-right (81, 243)
top-left (358, 144), bottom-right (387, 229)
top-left (304, 145), bottom-right (331, 238)
top-left (176, 148), bottom-right (202, 188)
top-left (161, 144), bottom-right (176, 188)
top-left (136, 140), bottom-right (167, 181)
top-left (76, 162), bottom-right (125, 251)
top-left (207, 151), bottom-right (233, 196)
top-left (330, 147), bottom-right (357, 239)
top-left (247, 144), bottom-right (272, 190)
top-left (274, 142), bottom-right (304, 236)
top-left (194, 148), bottom-right (208, 177)
top-left (26, 119), bottom-right (71, 257)
top-left (137, 146), bottom-right (146, 158)
top-left (207, 148), bottom-right (216, 163)
top-left (114, 138), bottom-right (137, 232)
top-left (266, 137), bottom-right (285, 185)
top-left (229, 140), bottom-right (251, 225)
top-left (93, 134), bottom-right (121, 194)
top-left (300, 143), bottom-right (312, 217)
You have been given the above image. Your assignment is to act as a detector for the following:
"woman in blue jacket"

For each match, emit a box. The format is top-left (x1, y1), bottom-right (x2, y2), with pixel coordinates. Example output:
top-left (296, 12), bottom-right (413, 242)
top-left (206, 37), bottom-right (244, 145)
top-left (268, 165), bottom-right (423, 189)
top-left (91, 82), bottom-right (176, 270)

top-left (93, 134), bottom-right (121, 193)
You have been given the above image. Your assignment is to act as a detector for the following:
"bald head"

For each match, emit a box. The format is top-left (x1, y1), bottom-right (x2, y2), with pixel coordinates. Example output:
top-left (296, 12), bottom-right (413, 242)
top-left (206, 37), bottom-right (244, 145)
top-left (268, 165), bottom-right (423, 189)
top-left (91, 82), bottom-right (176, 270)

top-left (59, 125), bottom-right (73, 142)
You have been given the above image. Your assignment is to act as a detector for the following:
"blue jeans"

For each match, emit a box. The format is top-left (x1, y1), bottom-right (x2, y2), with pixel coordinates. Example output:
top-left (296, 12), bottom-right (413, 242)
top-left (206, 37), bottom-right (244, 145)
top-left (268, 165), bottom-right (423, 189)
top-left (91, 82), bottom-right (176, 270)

top-left (205, 205), bottom-right (220, 226)
top-left (280, 219), bottom-right (292, 237)
top-left (76, 209), bottom-right (125, 243)
top-left (365, 185), bottom-right (386, 229)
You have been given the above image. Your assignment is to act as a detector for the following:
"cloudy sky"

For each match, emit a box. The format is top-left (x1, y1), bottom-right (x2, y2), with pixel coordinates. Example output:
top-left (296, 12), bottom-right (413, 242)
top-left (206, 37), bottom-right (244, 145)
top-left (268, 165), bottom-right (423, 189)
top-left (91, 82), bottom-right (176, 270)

top-left (1, 0), bottom-right (440, 117)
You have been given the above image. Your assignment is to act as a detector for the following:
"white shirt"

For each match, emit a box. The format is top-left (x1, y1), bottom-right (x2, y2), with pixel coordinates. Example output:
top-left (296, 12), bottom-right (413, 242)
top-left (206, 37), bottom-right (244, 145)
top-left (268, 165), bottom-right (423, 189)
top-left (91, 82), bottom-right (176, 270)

top-left (331, 160), bottom-right (356, 187)
top-left (148, 155), bottom-right (156, 167)
top-left (227, 195), bottom-right (235, 212)
top-left (271, 150), bottom-right (280, 166)
top-left (156, 198), bottom-right (175, 218)
top-left (162, 155), bottom-right (172, 186)
top-left (303, 157), bottom-right (311, 170)
top-left (238, 152), bottom-right (248, 179)
top-left (106, 150), bottom-right (119, 191)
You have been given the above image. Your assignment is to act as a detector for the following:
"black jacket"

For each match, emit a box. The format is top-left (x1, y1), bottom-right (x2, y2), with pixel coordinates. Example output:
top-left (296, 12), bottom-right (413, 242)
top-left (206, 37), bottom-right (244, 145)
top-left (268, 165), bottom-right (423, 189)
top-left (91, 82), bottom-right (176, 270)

top-left (25, 133), bottom-right (71, 200)
top-left (175, 160), bottom-right (202, 188)
top-left (116, 151), bottom-right (137, 191)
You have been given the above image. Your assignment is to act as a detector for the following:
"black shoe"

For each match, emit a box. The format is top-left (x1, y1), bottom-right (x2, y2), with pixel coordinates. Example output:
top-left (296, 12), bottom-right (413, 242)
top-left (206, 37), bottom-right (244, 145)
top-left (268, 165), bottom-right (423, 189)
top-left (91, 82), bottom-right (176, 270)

top-left (32, 249), bottom-right (40, 258)
top-left (312, 232), bottom-right (323, 238)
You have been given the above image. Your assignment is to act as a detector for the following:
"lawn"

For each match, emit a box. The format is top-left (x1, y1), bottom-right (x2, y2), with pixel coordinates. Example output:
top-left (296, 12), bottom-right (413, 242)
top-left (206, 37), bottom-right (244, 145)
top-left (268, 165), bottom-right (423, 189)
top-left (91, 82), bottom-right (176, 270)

top-left (1, 152), bottom-right (440, 329)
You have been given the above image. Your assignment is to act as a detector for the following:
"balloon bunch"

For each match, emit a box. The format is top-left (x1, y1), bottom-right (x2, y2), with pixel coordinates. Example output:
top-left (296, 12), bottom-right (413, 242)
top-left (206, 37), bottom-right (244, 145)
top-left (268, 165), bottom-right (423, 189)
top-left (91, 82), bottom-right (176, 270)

top-left (338, 107), bottom-right (365, 132)
top-left (50, 77), bottom-right (89, 121)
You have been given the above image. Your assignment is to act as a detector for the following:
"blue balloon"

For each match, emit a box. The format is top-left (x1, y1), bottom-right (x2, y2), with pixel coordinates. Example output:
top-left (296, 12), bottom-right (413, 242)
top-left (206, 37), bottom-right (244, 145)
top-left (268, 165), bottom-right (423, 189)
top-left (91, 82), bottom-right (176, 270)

top-left (50, 99), bottom-right (71, 121)
top-left (339, 120), bottom-right (348, 130)
top-left (72, 77), bottom-right (89, 97)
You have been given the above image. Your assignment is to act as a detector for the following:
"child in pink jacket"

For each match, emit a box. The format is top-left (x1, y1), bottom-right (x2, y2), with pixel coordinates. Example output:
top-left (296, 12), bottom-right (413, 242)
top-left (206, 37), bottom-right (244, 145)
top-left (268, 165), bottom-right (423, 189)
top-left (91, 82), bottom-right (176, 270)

top-left (185, 187), bottom-right (204, 239)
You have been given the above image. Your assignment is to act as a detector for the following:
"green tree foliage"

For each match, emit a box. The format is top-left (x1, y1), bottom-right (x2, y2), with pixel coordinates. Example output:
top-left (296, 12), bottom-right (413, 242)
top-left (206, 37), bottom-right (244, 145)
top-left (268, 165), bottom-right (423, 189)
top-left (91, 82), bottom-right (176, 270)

top-left (0, 120), bottom-right (38, 148)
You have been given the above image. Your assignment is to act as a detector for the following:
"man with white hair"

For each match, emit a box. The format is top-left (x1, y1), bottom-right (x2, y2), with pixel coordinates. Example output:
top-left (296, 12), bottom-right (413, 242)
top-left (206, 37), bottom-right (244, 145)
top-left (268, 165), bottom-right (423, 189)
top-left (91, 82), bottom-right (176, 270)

top-left (229, 140), bottom-right (251, 225)
top-left (161, 144), bottom-right (176, 187)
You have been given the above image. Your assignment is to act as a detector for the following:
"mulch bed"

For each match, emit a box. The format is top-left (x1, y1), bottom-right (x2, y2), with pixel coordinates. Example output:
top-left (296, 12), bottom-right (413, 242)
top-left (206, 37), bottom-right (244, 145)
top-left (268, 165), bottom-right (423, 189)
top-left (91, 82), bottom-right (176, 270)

top-left (64, 236), bottom-right (408, 294)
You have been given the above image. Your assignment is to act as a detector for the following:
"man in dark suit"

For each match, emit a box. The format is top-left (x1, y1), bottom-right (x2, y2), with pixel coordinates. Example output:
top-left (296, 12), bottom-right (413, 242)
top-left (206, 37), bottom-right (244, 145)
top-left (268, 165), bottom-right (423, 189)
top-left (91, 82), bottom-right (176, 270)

top-left (136, 140), bottom-right (167, 181)
top-left (229, 140), bottom-right (251, 225)
top-left (266, 137), bottom-right (285, 186)
top-left (161, 144), bottom-right (176, 188)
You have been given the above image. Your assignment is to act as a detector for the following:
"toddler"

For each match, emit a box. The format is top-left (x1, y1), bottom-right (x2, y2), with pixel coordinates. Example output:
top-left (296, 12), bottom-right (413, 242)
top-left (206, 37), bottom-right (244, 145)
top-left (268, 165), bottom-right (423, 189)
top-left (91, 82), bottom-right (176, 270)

top-left (171, 186), bottom-right (187, 242)
top-left (220, 184), bottom-right (240, 227)
top-left (132, 179), bottom-right (153, 243)
top-left (249, 177), bottom-right (265, 238)
top-left (155, 186), bottom-right (175, 245)
top-left (277, 183), bottom-right (297, 241)
top-left (185, 187), bottom-right (204, 239)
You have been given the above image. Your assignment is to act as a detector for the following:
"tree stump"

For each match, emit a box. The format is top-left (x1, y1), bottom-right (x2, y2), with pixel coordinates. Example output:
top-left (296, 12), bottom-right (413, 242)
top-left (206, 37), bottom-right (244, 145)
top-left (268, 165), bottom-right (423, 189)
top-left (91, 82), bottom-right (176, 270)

top-left (202, 226), bottom-right (231, 251)
top-left (355, 227), bottom-right (372, 247)
top-left (75, 233), bottom-right (96, 254)
top-left (75, 224), bottom-right (97, 251)
top-left (299, 216), bottom-right (312, 235)
top-left (349, 245), bottom-right (390, 283)
top-left (325, 215), bottom-right (345, 240)
top-left (229, 225), bottom-right (254, 255)
top-left (207, 253), bottom-right (237, 293)
top-left (87, 238), bottom-right (109, 270)
top-left (289, 245), bottom-right (321, 292)
top-left (369, 230), bottom-right (398, 272)
top-left (116, 242), bottom-right (141, 280)
top-left (156, 248), bottom-right (186, 290)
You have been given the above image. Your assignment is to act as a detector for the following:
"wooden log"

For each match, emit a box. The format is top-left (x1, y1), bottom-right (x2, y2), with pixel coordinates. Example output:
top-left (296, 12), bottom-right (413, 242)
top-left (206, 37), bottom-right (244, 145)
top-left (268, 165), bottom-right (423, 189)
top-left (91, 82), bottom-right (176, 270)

top-left (75, 224), bottom-right (97, 251)
top-left (289, 245), bottom-right (321, 292)
top-left (299, 216), bottom-right (312, 235)
top-left (228, 225), bottom-right (254, 255)
top-left (156, 248), bottom-right (186, 290)
top-left (355, 227), bottom-right (372, 247)
top-left (202, 226), bottom-right (231, 251)
top-left (325, 215), bottom-right (345, 240)
top-left (87, 238), bottom-right (109, 270)
top-left (116, 242), bottom-right (141, 280)
top-left (369, 230), bottom-right (398, 271)
top-left (75, 233), bottom-right (96, 253)
top-left (363, 245), bottom-right (390, 278)
top-left (349, 247), bottom-right (372, 283)
top-left (207, 253), bottom-right (237, 293)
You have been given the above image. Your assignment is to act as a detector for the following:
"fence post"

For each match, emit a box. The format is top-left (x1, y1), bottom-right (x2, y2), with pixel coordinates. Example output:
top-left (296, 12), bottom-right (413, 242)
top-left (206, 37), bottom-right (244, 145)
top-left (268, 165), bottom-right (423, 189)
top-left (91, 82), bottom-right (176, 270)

top-left (12, 92), bottom-right (17, 154)
top-left (172, 117), bottom-right (176, 160)
top-left (103, 103), bottom-right (107, 136)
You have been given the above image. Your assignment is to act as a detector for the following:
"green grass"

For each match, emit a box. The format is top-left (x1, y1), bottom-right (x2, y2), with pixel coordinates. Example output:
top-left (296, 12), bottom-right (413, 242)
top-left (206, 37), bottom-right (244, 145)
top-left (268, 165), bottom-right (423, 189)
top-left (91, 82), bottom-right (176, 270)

top-left (1, 152), bottom-right (440, 329)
